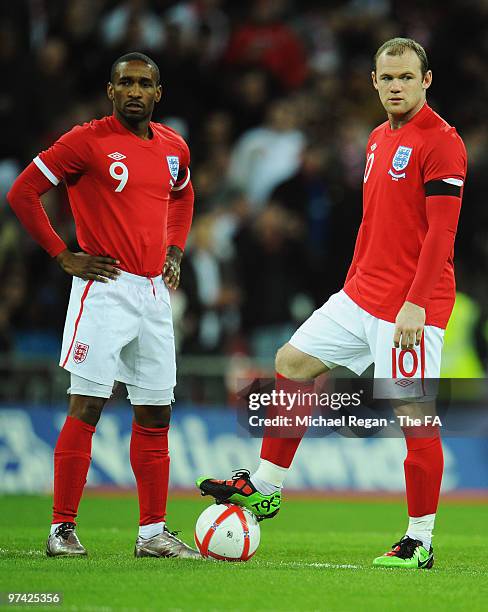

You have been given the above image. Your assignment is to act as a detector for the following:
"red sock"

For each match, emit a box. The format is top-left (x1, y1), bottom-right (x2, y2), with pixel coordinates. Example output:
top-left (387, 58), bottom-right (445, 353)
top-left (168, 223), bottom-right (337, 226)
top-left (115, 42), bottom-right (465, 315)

top-left (52, 416), bottom-right (95, 525)
top-left (403, 426), bottom-right (444, 516)
top-left (130, 422), bottom-right (170, 526)
top-left (260, 373), bottom-right (314, 469)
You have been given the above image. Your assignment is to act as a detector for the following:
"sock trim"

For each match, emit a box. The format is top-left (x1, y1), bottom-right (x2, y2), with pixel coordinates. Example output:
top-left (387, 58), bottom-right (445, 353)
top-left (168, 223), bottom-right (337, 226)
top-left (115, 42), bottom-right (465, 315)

top-left (138, 522), bottom-right (165, 539)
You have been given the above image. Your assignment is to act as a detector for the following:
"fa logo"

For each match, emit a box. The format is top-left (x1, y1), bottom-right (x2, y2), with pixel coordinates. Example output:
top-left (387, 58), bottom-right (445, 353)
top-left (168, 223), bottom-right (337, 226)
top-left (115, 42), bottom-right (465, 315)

top-left (389, 145), bottom-right (413, 180)
top-left (73, 342), bottom-right (89, 364)
top-left (166, 156), bottom-right (179, 182)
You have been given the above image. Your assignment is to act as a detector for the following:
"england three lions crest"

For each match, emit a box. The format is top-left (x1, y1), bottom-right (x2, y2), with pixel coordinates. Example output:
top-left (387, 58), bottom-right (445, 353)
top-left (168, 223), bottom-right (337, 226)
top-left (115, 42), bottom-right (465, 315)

top-left (73, 341), bottom-right (89, 364)
top-left (166, 156), bottom-right (179, 182)
top-left (389, 145), bottom-right (413, 180)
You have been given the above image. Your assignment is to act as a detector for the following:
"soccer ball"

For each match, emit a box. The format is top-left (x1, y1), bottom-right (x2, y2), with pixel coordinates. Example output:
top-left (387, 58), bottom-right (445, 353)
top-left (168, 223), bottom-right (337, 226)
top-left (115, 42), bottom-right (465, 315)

top-left (194, 503), bottom-right (260, 561)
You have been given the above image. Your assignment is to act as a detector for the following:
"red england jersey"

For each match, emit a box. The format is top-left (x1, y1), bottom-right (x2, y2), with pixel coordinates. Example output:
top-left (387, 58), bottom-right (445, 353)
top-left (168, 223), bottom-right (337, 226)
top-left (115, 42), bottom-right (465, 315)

top-left (344, 103), bottom-right (467, 329)
top-left (34, 115), bottom-right (191, 277)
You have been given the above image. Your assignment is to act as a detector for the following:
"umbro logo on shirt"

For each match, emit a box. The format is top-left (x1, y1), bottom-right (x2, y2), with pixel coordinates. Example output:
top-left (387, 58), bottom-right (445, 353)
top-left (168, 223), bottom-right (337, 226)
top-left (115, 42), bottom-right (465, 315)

top-left (108, 152), bottom-right (126, 160)
top-left (370, 143), bottom-right (377, 151)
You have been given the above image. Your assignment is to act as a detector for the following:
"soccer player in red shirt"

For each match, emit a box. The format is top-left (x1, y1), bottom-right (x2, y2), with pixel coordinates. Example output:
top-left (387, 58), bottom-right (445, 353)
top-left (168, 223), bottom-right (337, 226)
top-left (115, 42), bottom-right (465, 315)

top-left (8, 52), bottom-right (200, 558)
top-left (197, 38), bottom-right (467, 569)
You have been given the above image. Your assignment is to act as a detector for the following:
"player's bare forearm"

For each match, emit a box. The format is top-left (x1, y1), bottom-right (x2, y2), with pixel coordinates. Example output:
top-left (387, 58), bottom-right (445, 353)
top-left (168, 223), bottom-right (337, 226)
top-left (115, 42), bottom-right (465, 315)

top-left (393, 301), bottom-right (426, 349)
top-left (56, 249), bottom-right (120, 283)
top-left (163, 245), bottom-right (183, 290)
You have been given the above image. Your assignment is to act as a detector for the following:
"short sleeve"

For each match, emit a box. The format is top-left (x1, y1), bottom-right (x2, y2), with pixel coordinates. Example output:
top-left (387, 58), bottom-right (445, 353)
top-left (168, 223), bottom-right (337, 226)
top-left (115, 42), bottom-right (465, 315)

top-left (34, 124), bottom-right (90, 186)
top-left (422, 129), bottom-right (467, 185)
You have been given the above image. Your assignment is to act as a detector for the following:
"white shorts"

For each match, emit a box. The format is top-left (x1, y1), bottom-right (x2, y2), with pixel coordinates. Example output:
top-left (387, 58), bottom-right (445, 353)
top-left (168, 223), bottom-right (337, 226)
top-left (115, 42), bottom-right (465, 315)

top-left (60, 270), bottom-right (176, 392)
top-left (289, 290), bottom-right (444, 400)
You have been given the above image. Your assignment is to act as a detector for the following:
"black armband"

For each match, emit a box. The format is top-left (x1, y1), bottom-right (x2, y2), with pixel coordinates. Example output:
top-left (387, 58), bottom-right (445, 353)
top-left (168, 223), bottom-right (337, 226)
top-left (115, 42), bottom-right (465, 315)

top-left (424, 179), bottom-right (462, 197)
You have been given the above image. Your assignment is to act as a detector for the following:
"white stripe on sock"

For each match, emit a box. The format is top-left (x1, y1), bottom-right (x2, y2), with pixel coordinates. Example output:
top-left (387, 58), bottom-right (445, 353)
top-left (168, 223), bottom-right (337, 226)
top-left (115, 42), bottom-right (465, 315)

top-left (406, 513), bottom-right (436, 550)
top-left (252, 459), bottom-right (288, 489)
top-left (138, 522), bottom-right (165, 539)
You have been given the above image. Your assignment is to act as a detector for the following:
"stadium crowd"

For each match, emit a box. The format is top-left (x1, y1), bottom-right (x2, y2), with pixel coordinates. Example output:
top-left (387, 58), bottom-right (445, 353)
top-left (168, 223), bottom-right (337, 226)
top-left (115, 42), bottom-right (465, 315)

top-left (1, 0), bottom-right (488, 369)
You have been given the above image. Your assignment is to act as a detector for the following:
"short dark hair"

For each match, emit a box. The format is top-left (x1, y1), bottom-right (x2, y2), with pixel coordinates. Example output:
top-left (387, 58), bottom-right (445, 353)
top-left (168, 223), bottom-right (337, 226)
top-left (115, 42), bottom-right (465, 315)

top-left (373, 38), bottom-right (429, 76)
top-left (110, 52), bottom-right (160, 84)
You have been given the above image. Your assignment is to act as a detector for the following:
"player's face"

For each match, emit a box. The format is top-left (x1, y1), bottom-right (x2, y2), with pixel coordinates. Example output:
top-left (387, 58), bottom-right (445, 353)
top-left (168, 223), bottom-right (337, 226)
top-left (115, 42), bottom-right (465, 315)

top-left (107, 61), bottom-right (162, 122)
top-left (372, 50), bottom-right (432, 118)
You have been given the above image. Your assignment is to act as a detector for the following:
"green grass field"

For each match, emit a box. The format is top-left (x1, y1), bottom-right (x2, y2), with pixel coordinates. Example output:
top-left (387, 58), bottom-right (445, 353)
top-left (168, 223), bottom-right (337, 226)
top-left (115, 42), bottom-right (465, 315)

top-left (1, 494), bottom-right (487, 611)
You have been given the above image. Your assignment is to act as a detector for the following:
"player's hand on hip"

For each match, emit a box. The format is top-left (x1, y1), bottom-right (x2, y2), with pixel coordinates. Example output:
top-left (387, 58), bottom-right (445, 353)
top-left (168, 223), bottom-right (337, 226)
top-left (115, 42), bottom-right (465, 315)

top-left (56, 249), bottom-right (120, 283)
top-left (393, 301), bottom-right (426, 349)
top-left (163, 245), bottom-right (182, 290)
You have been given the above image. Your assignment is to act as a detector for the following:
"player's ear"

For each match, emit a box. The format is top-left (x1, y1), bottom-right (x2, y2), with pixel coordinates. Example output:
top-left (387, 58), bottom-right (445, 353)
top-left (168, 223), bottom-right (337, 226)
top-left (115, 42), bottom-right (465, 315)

top-left (155, 84), bottom-right (162, 103)
top-left (107, 82), bottom-right (114, 102)
top-left (371, 71), bottom-right (379, 90)
top-left (423, 70), bottom-right (433, 91)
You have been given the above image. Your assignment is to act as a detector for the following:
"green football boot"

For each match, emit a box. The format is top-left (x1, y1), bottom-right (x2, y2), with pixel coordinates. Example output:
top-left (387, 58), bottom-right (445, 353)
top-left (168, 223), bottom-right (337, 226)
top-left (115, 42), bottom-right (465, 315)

top-left (373, 536), bottom-right (434, 569)
top-left (196, 469), bottom-right (281, 521)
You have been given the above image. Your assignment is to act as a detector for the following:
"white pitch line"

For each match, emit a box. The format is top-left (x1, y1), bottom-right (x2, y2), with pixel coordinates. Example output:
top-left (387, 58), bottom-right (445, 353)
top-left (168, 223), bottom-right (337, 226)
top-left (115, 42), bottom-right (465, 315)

top-left (0, 549), bottom-right (44, 557)
top-left (261, 561), bottom-right (361, 570)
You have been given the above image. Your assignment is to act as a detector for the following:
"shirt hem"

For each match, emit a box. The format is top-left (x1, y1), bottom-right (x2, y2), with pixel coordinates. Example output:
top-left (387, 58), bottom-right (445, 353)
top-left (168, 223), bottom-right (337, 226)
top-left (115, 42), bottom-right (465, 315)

top-left (343, 284), bottom-right (449, 330)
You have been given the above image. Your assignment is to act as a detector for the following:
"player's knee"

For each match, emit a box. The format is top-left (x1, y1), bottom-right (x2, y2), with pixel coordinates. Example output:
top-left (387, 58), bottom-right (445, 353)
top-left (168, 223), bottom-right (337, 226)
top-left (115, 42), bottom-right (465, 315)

top-left (276, 343), bottom-right (326, 379)
top-left (275, 344), bottom-right (303, 379)
top-left (133, 405), bottom-right (171, 428)
top-left (68, 396), bottom-right (106, 426)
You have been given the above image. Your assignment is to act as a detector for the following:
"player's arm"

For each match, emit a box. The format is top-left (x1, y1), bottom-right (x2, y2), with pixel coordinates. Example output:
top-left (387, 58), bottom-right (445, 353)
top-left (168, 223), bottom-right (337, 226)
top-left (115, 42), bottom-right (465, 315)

top-left (164, 165), bottom-right (194, 290)
top-left (394, 191), bottom-right (460, 349)
top-left (7, 162), bottom-right (68, 257)
top-left (7, 131), bottom-right (120, 283)
top-left (394, 132), bottom-right (466, 349)
top-left (395, 182), bottom-right (464, 349)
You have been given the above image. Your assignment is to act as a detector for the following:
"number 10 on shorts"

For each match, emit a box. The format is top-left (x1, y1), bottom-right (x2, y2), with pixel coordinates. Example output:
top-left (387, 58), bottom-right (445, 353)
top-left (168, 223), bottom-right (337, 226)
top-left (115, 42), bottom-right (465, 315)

top-left (391, 347), bottom-right (423, 378)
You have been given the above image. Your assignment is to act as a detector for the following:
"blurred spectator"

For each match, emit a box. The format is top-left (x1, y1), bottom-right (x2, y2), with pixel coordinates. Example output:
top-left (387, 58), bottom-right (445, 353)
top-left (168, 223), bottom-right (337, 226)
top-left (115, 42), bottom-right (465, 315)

top-left (270, 144), bottom-right (335, 303)
top-left (225, 0), bottom-right (307, 90)
top-left (100, 0), bottom-right (165, 51)
top-left (224, 69), bottom-right (272, 136)
top-left (234, 205), bottom-right (307, 359)
top-left (179, 214), bottom-right (239, 352)
top-left (227, 98), bottom-right (305, 208)
top-left (166, 0), bottom-right (229, 63)
top-left (31, 38), bottom-right (75, 139)
top-left (61, 0), bottom-right (107, 98)
top-left (0, 22), bottom-right (32, 159)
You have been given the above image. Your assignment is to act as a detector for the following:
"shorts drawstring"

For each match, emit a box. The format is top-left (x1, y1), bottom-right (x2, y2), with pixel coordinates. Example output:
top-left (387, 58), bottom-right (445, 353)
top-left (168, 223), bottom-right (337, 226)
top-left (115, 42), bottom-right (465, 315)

top-left (149, 277), bottom-right (156, 298)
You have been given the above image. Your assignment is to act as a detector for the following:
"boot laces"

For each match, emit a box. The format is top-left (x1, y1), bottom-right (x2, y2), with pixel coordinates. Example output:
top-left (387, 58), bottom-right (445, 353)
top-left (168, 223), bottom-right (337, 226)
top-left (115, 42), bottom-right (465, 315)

top-left (391, 536), bottom-right (422, 559)
top-left (232, 469), bottom-right (251, 481)
top-left (55, 522), bottom-right (76, 540)
top-left (164, 526), bottom-right (184, 544)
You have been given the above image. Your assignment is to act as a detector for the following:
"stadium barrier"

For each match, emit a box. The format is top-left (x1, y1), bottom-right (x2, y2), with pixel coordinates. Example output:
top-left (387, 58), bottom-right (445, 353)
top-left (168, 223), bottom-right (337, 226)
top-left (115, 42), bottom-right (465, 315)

top-left (1, 404), bottom-right (487, 494)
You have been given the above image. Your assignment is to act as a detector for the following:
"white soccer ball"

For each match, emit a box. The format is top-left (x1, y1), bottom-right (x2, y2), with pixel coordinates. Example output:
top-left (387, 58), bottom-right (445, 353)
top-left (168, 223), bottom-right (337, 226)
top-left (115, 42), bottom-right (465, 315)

top-left (194, 503), bottom-right (260, 561)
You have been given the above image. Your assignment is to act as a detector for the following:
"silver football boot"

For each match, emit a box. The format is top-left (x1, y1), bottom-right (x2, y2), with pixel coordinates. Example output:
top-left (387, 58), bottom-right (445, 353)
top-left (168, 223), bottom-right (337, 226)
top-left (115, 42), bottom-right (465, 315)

top-left (46, 522), bottom-right (87, 557)
top-left (134, 527), bottom-right (202, 559)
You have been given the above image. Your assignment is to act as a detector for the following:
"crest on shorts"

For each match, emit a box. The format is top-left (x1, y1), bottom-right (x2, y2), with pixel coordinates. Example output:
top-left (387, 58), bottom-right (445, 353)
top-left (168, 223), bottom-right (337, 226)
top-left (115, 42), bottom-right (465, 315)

top-left (166, 156), bottom-right (179, 182)
top-left (392, 146), bottom-right (413, 171)
top-left (73, 341), bottom-right (89, 364)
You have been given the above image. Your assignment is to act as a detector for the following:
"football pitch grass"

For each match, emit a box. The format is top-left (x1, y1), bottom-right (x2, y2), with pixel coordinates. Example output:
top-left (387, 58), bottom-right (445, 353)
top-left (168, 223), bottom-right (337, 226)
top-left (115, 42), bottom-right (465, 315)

top-left (1, 494), bottom-right (487, 611)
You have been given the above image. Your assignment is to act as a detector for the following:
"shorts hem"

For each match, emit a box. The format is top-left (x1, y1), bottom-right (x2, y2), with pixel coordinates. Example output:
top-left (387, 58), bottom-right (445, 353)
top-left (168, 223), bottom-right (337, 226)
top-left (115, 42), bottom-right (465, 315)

top-left (115, 377), bottom-right (177, 391)
top-left (61, 365), bottom-right (116, 387)
top-left (288, 339), bottom-right (372, 377)
top-left (67, 387), bottom-right (113, 399)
